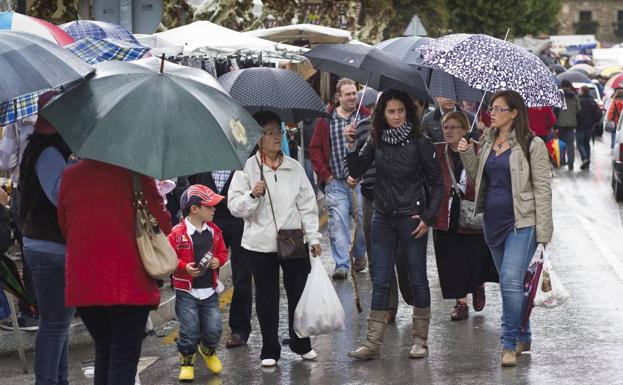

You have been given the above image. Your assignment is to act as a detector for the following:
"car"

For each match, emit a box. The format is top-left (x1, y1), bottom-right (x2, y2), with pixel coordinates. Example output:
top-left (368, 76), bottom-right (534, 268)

top-left (611, 112), bottom-right (623, 201)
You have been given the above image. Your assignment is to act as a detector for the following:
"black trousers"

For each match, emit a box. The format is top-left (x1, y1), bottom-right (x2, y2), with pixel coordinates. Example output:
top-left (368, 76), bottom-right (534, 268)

top-left (215, 217), bottom-right (251, 340)
top-left (246, 247), bottom-right (311, 360)
top-left (79, 305), bottom-right (151, 385)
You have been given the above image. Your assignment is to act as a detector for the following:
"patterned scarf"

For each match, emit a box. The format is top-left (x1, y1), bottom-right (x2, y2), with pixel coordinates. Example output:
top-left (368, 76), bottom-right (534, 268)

top-left (381, 122), bottom-right (412, 144)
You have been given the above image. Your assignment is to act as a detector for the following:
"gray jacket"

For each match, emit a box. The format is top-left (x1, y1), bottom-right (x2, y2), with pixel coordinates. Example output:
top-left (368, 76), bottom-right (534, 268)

top-left (460, 128), bottom-right (553, 243)
top-left (555, 91), bottom-right (581, 128)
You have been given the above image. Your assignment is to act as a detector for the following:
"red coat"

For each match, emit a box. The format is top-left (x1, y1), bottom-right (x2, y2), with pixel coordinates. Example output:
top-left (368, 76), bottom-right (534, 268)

top-left (432, 142), bottom-right (480, 233)
top-left (168, 220), bottom-right (228, 293)
top-left (309, 105), bottom-right (370, 182)
top-left (58, 160), bottom-right (172, 307)
top-left (527, 106), bottom-right (557, 137)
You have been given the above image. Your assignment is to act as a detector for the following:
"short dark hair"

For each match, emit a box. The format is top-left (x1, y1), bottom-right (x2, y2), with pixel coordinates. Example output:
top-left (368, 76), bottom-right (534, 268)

top-left (252, 110), bottom-right (282, 128)
top-left (182, 204), bottom-right (199, 218)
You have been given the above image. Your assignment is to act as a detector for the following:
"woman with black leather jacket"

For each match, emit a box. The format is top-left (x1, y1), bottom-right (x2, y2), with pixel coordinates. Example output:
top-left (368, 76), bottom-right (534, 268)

top-left (345, 89), bottom-right (444, 361)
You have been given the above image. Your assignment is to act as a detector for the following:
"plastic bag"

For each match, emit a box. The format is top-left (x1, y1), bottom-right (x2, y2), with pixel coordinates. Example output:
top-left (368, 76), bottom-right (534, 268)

top-left (534, 248), bottom-right (569, 308)
top-left (294, 257), bottom-right (346, 338)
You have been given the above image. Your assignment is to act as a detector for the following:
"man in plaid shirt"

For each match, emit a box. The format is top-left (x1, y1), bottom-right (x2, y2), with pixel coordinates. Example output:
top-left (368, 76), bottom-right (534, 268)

top-left (309, 79), bottom-right (369, 280)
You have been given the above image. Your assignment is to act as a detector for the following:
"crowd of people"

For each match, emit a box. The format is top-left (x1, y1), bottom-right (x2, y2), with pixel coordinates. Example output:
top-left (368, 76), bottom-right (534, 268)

top-left (0, 73), bottom-right (561, 384)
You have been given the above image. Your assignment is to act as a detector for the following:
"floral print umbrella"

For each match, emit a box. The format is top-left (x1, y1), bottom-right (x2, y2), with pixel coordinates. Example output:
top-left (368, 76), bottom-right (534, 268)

top-left (414, 34), bottom-right (564, 108)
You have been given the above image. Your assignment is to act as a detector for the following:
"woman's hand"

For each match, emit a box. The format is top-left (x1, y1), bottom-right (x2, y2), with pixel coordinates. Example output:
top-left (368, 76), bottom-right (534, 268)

top-left (252, 181), bottom-right (265, 197)
top-left (311, 244), bottom-right (321, 257)
top-left (457, 138), bottom-right (470, 153)
top-left (208, 258), bottom-right (221, 270)
top-left (411, 215), bottom-right (429, 239)
top-left (185, 262), bottom-right (201, 277)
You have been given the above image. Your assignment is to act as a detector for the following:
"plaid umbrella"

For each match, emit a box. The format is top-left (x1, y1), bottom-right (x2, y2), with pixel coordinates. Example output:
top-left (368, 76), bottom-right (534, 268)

top-left (60, 20), bottom-right (140, 44)
top-left (0, 91), bottom-right (45, 126)
top-left (415, 33), bottom-right (564, 108)
top-left (66, 37), bottom-right (150, 65)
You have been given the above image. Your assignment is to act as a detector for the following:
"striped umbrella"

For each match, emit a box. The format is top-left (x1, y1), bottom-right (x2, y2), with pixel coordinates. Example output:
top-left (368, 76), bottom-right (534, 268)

top-left (0, 11), bottom-right (74, 46)
top-left (67, 37), bottom-right (150, 65)
top-left (60, 20), bottom-right (140, 44)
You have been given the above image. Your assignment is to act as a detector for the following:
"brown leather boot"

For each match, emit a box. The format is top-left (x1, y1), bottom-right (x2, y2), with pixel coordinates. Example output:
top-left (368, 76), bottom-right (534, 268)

top-left (409, 307), bottom-right (431, 358)
top-left (348, 310), bottom-right (388, 360)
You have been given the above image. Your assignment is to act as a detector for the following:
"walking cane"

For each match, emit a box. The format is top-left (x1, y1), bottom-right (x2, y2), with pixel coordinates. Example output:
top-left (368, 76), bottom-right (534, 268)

top-left (349, 187), bottom-right (363, 313)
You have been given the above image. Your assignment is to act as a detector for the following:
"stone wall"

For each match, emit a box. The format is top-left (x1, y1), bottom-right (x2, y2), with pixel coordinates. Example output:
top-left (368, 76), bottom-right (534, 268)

top-left (559, 0), bottom-right (623, 42)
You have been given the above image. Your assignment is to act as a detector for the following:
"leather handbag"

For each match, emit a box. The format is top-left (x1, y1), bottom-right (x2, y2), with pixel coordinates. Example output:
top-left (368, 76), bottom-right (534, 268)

top-left (256, 156), bottom-right (308, 261)
top-left (445, 145), bottom-right (484, 231)
top-left (132, 173), bottom-right (178, 279)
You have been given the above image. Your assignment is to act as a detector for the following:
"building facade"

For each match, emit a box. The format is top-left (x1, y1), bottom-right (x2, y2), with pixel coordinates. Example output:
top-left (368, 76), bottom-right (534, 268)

top-left (559, 0), bottom-right (623, 42)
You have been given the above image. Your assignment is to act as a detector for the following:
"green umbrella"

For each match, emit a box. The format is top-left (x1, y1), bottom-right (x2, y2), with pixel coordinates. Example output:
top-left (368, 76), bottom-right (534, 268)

top-left (40, 57), bottom-right (263, 179)
top-left (0, 254), bottom-right (34, 306)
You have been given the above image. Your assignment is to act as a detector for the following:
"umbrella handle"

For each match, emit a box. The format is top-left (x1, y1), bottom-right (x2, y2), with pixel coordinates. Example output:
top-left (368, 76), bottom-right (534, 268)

top-left (469, 92), bottom-right (487, 133)
top-left (354, 73), bottom-right (372, 124)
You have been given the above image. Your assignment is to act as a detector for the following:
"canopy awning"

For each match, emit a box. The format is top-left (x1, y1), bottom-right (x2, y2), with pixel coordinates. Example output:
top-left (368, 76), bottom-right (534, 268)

top-left (245, 23), bottom-right (351, 46)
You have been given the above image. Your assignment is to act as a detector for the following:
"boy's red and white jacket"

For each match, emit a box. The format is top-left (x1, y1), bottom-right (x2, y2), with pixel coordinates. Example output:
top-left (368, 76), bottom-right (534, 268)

top-left (168, 219), bottom-right (228, 293)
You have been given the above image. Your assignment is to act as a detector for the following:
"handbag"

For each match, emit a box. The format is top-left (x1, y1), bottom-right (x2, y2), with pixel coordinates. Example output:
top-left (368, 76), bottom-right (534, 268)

top-left (445, 145), bottom-right (484, 231)
top-left (255, 156), bottom-right (308, 261)
top-left (606, 103), bottom-right (619, 133)
top-left (132, 173), bottom-right (178, 280)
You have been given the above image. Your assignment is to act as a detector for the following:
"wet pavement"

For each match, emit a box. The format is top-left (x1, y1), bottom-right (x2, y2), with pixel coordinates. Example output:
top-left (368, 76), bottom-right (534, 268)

top-left (2, 135), bottom-right (623, 385)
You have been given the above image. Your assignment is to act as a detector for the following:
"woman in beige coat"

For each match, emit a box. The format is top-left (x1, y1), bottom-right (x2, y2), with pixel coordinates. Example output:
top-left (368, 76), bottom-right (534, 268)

top-left (458, 90), bottom-right (552, 368)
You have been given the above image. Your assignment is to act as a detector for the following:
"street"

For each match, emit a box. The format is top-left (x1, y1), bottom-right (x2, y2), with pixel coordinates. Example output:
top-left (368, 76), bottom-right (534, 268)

top-left (2, 135), bottom-right (623, 385)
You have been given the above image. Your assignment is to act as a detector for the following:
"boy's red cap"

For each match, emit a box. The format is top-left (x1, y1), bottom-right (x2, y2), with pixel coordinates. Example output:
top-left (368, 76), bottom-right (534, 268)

top-left (180, 184), bottom-right (224, 210)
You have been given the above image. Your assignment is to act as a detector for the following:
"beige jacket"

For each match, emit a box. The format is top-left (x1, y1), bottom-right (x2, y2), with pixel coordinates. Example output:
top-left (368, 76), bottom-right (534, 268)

top-left (460, 128), bottom-right (553, 243)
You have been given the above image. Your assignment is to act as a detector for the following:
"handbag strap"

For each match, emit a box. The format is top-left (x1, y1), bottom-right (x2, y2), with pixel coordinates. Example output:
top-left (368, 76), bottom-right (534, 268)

top-left (255, 156), bottom-right (279, 234)
top-left (444, 144), bottom-right (463, 199)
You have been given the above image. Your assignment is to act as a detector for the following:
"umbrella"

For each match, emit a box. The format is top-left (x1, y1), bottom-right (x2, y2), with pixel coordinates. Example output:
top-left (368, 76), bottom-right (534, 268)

top-left (415, 33), bottom-right (564, 107)
top-left (66, 37), bottom-right (150, 65)
top-left (59, 20), bottom-right (140, 44)
top-left (0, 91), bottom-right (45, 126)
top-left (557, 70), bottom-right (591, 84)
top-left (40, 57), bottom-right (264, 179)
top-left (0, 254), bottom-right (34, 306)
top-left (304, 43), bottom-right (431, 103)
top-left (0, 31), bottom-right (93, 102)
top-left (570, 54), bottom-right (592, 65)
top-left (375, 36), bottom-right (483, 102)
top-left (358, 88), bottom-right (379, 107)
top-left (0, 11), bottom-right (74, 46)
top-left (606, 73), bottom-right (623, 90)
top-left (568, 63), bottom-right (596, 77)
top-left (548, 64), bottom-right (566, 75)
top-left (601, 66), bottom-right (622, 78)
top-left (218, 67), bottom-right (328, 123)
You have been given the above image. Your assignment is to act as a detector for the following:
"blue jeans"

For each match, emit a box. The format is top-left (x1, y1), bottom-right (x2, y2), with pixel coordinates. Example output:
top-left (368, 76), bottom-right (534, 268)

top-left (304, 158), bottom-right (316, 192)
top-left (175, 290), bottom-right (222, 355)
top-left (369, 212), bottom-right (430, 310)
top-left (24, 248), bottom-right (75, 385)
top-left (325, 179), bottom-right (366, 270)
top-left (575, 129), bottom-right (591, 161)
top-left (488, 226), bottom-right (537, 350)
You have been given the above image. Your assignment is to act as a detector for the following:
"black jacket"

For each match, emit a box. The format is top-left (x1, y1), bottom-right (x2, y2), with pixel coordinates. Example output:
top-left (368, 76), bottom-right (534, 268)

top-left (189, 171), bottom-right (240, 222)
top-left (347, 130), bottom-right (444, 225)
top-left (577, 94), bottom-right (602, 131)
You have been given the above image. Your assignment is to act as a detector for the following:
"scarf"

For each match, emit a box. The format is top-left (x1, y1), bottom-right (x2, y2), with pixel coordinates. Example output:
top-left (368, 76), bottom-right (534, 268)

top-left (381, 122), bottom-right (412, 144)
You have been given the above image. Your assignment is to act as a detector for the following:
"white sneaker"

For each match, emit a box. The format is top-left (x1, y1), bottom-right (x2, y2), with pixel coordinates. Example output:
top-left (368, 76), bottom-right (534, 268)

top-left (301, 350), bottom-right (318, 361)
top-left (261, 359), bottom-right (277, 367)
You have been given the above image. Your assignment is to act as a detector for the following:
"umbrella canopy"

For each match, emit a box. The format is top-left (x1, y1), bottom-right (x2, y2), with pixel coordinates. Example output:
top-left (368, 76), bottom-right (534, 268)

top-left (218, 67), bottom-right (328, 123)
top-left (59, 20), bottom-right (140, 44)
top-left (0, 11), bottom-right (74, 46)
top-left (0, 31), bottom-right (93, 102)
top-left (601, 66), bottom-right (622, 78)
top-left (0, 254), bottom-right (34, 305)
top-left (414, 33), bottom-right (564, 107)
top-left (374, 36), bottom-right (432, 60)
top-left (0, 91), bottom-right (44, 126)
top-left (40, 57), bottom-right (263, 179)
top-left (548, 64), bottom-right (566, 75)
top-left (557, 70), bottom-right (591, 84)
top-left (304, 43), bottom-right (431, 102)
top-left (570, 54), bottom-right (592, 65)
top-left (606, 73), bottom-right (623, 90)
top-left (66, 37), bottom-right (150, 65)
top-left (568, 63), bottom-right (596, 77)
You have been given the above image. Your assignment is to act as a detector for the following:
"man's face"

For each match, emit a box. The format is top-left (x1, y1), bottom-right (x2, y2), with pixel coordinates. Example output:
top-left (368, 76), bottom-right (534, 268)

top-left (337, 84), bottom-right (358, 111)
top-left (436, 96), bottom-right (456, 113)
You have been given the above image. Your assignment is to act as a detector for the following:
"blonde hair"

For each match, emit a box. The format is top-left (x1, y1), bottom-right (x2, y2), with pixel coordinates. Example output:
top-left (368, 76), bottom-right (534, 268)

top-left (335, 78), bottom-right (356, 95)
top-left (441, 111), bottom-right (470, 132)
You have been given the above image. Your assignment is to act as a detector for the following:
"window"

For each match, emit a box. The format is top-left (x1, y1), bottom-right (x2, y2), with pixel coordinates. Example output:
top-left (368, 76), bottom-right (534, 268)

top-left (579, 11), bottom-right (592, 22)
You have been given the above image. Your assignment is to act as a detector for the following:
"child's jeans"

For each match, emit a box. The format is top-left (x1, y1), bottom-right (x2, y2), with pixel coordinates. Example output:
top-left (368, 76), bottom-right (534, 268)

top-left (175, 290), bottom-right (222, 355)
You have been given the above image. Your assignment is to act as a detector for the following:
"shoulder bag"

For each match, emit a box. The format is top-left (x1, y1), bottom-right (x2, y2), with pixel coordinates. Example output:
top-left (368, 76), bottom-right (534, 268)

top-left (255, 156), bottom-right (308, 260)
top-left (132, 173), bottom-right (178, 279)
top-left (445, 145), bottom-right (483, 231)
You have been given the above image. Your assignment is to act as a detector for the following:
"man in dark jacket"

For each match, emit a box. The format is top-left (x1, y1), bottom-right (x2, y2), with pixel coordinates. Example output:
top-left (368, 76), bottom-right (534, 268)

top-left (422, 96), bottom-right (476, 142)
top-left (576, 86), bottom-right (603, 169)
top-left (188, 170), bottom-right (249, 348)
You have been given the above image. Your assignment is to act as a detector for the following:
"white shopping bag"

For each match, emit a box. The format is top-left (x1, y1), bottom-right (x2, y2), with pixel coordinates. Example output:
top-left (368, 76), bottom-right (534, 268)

top-left (294, 257), bottom-right (346, 338)
top-left (534, 247), bottom-right (570, 308)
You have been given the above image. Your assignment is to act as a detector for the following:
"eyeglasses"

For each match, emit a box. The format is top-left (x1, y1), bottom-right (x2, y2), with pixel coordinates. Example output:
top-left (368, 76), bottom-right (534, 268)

top-left (442, 125), bottom-right (463, 130)
top-left (488, 106), bottom-right (511, 114)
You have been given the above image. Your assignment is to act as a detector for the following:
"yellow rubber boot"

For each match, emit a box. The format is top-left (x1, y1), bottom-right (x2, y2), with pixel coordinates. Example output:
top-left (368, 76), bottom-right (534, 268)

top-left (198, 344), bottom-right (223, 375)
top-left (178, 354), bottom-right (195, 382)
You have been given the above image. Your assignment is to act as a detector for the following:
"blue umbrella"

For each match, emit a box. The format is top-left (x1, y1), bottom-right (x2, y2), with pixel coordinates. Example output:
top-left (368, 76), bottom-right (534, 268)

top-left (66, 37), bottom-right (150, 65)
top-left (59, 20), bottom-right (140, 44)
top-left (0, 91), bottom-right (45, 126)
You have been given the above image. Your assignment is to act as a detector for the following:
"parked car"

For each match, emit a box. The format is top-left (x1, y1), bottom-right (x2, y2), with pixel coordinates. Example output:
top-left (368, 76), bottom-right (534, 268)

top-left (611, 112), bottom-right (623, 201)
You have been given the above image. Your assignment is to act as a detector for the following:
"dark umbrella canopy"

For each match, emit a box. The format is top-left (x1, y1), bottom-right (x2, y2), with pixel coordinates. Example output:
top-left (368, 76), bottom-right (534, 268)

top-left (218, 67), bottom-right (328, 123)
top-left (549, 64), bottom-right (566, 74)
top-left (557, 70), bottom-right (591, 84)
top-left (41, 58), bottom-right (263, 179)
top-left (0, 254), bottom-right (34, 305)
top-left (0, 31), bottom-right (93, 101)
top-left (374, 36), bottom-right (433, 61)
top-left (304, 44), bottom-right (431, 102)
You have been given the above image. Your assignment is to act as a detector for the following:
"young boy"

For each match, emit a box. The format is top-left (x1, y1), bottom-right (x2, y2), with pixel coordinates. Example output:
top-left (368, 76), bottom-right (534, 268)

top-left (169, 184), bottom-right (229, 381)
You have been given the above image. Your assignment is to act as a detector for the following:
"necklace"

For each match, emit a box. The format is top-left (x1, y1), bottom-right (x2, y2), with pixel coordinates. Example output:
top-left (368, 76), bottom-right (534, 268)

top-left (496, 136), bottom-right (509, 150)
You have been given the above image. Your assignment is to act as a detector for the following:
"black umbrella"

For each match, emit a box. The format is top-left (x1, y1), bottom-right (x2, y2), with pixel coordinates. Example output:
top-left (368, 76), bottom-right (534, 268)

top-left (218, 67), bottom-right (328, 123)
top-left (549, 64), bottom-right (566, 75)
top-left (304, 44), bottom-right (431, 103)
top-left (557, 70), bottom-right (591, 84)
top-left (0, 254), bottom-right (34, 306)
top-left (0, 31), bottom-right (94, 101)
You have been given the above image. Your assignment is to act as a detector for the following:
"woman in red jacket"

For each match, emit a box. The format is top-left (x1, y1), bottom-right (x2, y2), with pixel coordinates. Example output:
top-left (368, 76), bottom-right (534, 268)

top-left (58, 160), bottom-right (171, 385)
